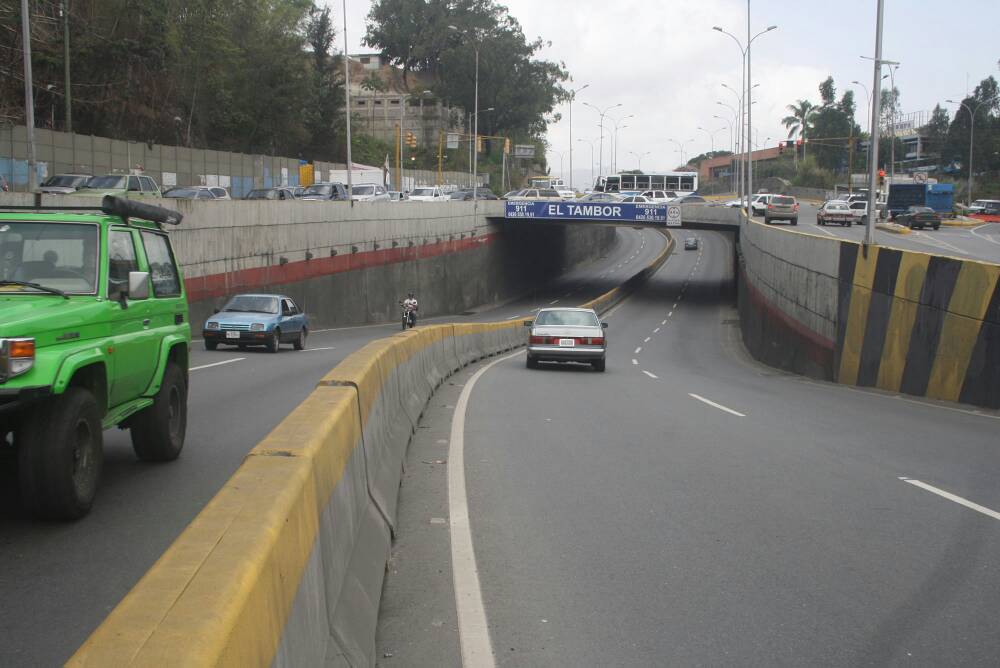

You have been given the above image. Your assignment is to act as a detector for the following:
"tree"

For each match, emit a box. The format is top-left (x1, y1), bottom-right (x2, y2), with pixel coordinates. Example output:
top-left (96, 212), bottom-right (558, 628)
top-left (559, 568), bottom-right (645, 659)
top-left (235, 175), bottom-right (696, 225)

top-left (923, 104), bottom-right (950, 163)
top-left (783, 100), bottom-right (816, 160)
top-left (819, 77), bottom-right (836, 107)
top-left (303, 4), bottom-right (343, 159)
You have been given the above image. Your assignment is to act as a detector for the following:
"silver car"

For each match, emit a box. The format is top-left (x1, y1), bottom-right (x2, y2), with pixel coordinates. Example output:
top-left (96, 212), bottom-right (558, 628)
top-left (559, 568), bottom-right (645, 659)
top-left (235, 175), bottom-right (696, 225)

top-left (524, 307), bottom-right (608, 372)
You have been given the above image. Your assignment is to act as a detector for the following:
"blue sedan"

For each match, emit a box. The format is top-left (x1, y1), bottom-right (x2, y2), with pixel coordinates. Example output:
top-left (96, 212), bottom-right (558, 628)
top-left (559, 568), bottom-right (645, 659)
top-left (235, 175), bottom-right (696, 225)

top-left (202, 293), bottom-right (308, 352)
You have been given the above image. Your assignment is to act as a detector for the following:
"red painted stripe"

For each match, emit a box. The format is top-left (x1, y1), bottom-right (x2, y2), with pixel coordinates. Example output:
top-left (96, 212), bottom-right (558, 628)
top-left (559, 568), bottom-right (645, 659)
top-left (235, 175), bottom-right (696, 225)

top-left (741, 265), bottom-right (835, 368)
top-left (184, 233), bottom-right (495, 303)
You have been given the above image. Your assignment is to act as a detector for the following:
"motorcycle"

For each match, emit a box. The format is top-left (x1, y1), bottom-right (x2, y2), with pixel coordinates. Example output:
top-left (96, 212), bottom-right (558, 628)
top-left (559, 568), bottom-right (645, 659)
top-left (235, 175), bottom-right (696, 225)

top-left (400, 302), bottom-right (417, 330)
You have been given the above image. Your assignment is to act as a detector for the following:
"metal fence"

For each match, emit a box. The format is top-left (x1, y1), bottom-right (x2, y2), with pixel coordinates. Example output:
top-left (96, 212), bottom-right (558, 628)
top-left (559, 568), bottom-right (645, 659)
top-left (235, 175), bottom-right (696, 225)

top-left (0, 124), bottom-right (481, 196)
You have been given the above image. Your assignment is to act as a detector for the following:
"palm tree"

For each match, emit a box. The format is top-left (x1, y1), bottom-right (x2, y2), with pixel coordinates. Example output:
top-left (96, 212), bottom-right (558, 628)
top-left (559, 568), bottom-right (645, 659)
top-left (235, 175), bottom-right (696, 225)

top-left (783, 99), bottom-right (816, 163)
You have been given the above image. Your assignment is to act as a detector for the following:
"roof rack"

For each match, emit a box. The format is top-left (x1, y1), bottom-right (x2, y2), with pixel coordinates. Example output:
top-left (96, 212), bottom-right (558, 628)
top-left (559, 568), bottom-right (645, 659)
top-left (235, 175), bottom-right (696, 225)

top-left (0, 194), bottom-right (182, 227)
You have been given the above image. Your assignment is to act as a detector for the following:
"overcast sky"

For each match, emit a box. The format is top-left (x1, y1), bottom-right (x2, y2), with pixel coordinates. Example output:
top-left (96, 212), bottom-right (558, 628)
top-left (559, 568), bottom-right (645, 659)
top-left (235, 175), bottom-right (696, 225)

top-left (334, 0), bottom-right (999, 188)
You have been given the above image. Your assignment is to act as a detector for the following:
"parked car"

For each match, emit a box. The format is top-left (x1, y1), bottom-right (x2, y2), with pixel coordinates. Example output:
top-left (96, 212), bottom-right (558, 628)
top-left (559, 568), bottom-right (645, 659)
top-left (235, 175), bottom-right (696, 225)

top-left (76, 173), bottom-right (161, 198)
top-left (524, 307), bottom-right (608, 372)
top-left (510, 188), bottom-right (561, 200)
top-left (245, 187), bottom-right (296, 200)
top-left (621, 195), bottom-right (649, 203)
top-left (0, 196), bottom-right (189, 519)
top-left (674, 194), bottom-right (707, 204)
top-left (290, 186), bottom-right (306, 198)
top-left (449, 188), bottom-right (498, 201)
top-left (351, 183), bottom-right (391, 202)
top-left (299, 182), bottom-right (349, 201)
top-left (388, 190), bottom-right (408, 201)
top-left (764, 194), bottom-right (799, 225)
top-left (896, 206), bottom-right (941, 230)
top-left (640, 190), bottom-right (674, 204)
top-left (37, 173), bottom-right (92, 194)
top-left (501, 189), bottom-right (524, 199)
top-left (202, 293), bottom-right (309, 352)
top-left (817, 200), bottom-right (853, 226)
top-left (578, 192), bottom-right (622, 202)
top-left (162, 186), bottom-right (231, 200)
top-left (684, 237), bottom-right (699, 250)
top-left (408, 186), bottom-right (449, 202)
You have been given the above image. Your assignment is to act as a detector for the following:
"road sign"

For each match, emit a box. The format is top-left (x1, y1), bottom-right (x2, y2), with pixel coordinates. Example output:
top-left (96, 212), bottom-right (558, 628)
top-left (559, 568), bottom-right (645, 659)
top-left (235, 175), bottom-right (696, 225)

top-left (913, 171), bottom-right (927, 183)
top-left (513, 144), bottom-right (536, 158)
top-left (446, 133), bottom-right (460, 149)
top-left (666, 205), bottom-right (682, 227)
top-left (505, 200), bottom-right (668, 224)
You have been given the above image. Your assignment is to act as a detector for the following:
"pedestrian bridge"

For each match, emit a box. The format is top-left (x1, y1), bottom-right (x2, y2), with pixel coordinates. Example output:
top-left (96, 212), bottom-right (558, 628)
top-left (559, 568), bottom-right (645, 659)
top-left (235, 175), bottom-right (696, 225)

top-left (493, 200), bottom-right (740, 231)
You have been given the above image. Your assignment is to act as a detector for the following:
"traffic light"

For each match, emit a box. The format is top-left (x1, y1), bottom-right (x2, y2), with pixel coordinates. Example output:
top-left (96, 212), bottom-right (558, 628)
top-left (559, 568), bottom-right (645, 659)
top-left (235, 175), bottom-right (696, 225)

top-left (504, 138), bottom-right (511, 155)
top-left (878, 169), bottom-right (885, 186)
top-left (476, 135), bottom-right (484, 153)
top-left (405, 131), bottom-right (417, 148)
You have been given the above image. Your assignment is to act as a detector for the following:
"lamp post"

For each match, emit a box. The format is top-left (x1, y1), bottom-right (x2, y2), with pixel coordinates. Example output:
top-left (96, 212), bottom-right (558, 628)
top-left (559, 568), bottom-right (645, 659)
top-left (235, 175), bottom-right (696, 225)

top-left (717, 100), bottom-right (741, 199)
top-left (714, 114), bottom-right (736, 193)
top-left (861, 0), bottom-right (893, 246)
top-left (583, 101), bottom-right (623, 180)
top-left (947, 95), bottom-right (1000, 205)
top-left (886, 64), bottom-right (899, 185)
top-left (577, 138), bottom-right (597, 187)
top-left (449, 25), bottom-right (481, 207)
top-left (20, 0), bottom-right (37, 192)
top-left (342, 0), bottom-right (353, 203)
top-left (630, 151), bottom-right (650, 171)
top-left (608, 113), bottom-right (634, 174)
top-left (851, 80), bottom-right (872, 184)
top-left (567, 83), bottom-right (589, 191)
top-left (669, 138), bottom-right (694, 167)
top-left (696, 125), bottom-right (727, 153)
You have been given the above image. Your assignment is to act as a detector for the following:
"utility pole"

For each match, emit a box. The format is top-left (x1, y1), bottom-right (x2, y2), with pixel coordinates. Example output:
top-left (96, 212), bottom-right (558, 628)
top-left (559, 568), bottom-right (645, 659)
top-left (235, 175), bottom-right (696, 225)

top-left (62, 0), bottom-right (71, 132)
top-left (342, 0), bottom-right (353, 205)
top-left (568, 84), bottom-right (589, 191)
top-left (21, 0), bottom-right (37, 192)
top-left (865, 0), bottom-right (887, 247)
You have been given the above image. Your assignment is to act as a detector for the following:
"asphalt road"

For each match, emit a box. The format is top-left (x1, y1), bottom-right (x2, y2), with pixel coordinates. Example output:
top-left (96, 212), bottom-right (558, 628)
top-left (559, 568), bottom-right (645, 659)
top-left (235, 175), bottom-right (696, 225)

top-left (0, 226), bottom-right (666, 666)
top-left (769, 202), bottom-right (1000, 264)
top-left (376, 229), bottom-right (1000, 666)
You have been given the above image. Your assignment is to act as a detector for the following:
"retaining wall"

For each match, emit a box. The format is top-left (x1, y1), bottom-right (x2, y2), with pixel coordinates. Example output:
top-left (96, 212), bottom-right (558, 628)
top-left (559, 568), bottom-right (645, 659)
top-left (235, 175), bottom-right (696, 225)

top-left (69, 233), bottom-right (674, 667)
top-left (738, 215), bottom-right (1000, 408)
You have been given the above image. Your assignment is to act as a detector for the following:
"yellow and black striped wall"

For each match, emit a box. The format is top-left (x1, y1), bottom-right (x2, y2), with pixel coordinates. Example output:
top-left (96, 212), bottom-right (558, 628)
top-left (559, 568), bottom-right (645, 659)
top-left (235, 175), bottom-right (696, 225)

top-left (836, 243), bottom-right (1000, 408)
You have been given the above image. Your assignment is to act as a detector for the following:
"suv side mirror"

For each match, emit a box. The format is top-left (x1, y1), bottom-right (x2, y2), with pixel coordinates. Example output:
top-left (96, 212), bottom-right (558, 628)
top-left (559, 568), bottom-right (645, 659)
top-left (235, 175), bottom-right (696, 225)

top-left (128, 271), bottom-right (150, 300)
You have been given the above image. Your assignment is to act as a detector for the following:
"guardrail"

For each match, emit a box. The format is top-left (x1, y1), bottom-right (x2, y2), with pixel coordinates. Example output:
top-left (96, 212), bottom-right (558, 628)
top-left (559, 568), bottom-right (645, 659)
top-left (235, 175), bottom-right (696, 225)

top-left (70, 232), bottom-right (675, 667)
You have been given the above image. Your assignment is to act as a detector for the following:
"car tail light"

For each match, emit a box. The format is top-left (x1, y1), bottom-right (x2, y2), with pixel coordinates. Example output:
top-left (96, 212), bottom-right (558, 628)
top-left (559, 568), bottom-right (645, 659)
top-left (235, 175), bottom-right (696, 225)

top-left (767, 204), bottom-right (774, 209)
top-left (794, 203), bottom-right (800, 211)
top-left (529, 335), bottom-right (545, 344)
top-left (587, 337), bottom-right (605, 346)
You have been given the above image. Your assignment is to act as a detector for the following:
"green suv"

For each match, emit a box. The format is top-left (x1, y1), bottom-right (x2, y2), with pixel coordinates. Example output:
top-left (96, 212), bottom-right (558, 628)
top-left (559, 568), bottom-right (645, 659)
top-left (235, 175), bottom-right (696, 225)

top-left (0, 196), bottom-right (190, 519)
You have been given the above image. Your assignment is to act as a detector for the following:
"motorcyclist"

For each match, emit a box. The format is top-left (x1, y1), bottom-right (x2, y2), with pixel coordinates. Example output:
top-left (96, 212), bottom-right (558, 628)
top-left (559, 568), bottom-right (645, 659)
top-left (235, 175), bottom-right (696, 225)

top-left (401, 292), bottom-right (418, 327)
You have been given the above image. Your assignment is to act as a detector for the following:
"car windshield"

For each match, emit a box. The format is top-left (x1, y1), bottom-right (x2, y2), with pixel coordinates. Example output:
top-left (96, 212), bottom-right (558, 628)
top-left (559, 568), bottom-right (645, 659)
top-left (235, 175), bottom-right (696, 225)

top-left (773, 196), bottom-right (794, 205)
top-left (303, 184), bottom-right (333, 196)
top-left (910, 207), bottom-right (933, 213)
top-left (450, 191), bottom-right (470, 199)
top-left (412, 188), bottom-right (435, 196)
top-left (540, 189), bottom-right (559, 197)
top-left (222, 295), bottom-right (279, 314)
top-left (535, 310), bottom-right (600, 327)
top-left (41, 175), bottom-right (87, 188)
top-left (828, 203), bottom-right (849, 211)
top-left (162, 188), bottom-right (201, 198)
top-left (245, 189), bottom-right (273, 199)
top-left (0, 221), bottom-right (99, 294)
top-left (82, 175), bottom-right (126, 189)
top-left (352, 185), bottom-right (375, 195)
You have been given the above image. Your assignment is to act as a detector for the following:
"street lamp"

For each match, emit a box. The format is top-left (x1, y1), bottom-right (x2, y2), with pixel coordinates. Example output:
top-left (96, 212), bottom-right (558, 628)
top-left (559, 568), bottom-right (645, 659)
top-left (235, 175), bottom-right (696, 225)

top-left (947, 95), bottom-right (1000, 205)
top-left (577, 137), bottom-right (598, 187)
top-left (669, 138), bottom-right (694, 167)
top-left (630, 151), bottom-right (650, 171)
top-left (697, 125), bottom-right (727, 153)
top-left (449, 25), bottom-right (482, 205)
top-left (714, 114), bottom-right (737, 193)
top-left (608, 113), bottom-right (634, 174)
top-left (582, 101), bottom-right (623, 180)
top-left (567, 83), bottom-right (589, 190)
top-left (886, 64), bottom-right (900, 184)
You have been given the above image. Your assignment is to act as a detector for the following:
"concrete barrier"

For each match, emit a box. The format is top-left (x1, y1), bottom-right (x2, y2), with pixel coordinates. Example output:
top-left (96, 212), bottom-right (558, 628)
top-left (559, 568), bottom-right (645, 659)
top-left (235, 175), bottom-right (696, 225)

top-left (738, 214), bottom-right (1000, 408)
top-left (69, 225), bottom-right (671, 667)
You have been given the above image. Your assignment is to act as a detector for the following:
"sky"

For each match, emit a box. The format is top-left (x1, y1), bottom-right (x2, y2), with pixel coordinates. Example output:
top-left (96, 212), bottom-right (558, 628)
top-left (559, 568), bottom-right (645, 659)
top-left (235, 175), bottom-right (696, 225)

top-left (332, 0), bottom-right (999, 188)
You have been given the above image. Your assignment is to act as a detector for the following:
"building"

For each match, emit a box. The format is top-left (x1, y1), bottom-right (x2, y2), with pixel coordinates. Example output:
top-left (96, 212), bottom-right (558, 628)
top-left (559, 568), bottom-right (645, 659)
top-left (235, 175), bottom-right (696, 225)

top-left (698, 146), bottom-right (782, 183)
top-left (346, 54), bottom-right (463, 152)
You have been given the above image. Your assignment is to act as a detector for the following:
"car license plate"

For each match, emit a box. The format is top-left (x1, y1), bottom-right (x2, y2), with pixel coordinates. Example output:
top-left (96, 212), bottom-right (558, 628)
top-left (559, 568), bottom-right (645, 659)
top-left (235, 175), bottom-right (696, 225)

top-left (226, 330), bottom-right (240, 339)
top-left (559, 338), bottom-right (575, 347)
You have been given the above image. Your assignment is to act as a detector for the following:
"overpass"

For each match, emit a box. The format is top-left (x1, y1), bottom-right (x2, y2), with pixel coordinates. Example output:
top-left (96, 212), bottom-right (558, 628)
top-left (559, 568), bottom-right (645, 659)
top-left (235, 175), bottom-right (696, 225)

top-left (492, 199), bottom-right (741, 232)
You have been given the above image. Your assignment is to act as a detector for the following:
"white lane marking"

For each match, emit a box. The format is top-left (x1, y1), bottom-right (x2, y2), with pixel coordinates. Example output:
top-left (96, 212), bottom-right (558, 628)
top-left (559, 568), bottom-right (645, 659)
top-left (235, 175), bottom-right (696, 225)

top-left (531, 307), bottom-right (541, 312)
top-left (301, 346), bottom-right (336, 352)
top-left (644, 336), bottom-right (651, 343)
top-left (505, 314), bottom-right (522, 320)
top-left (668, 311), bottom-right (674, 317)
top-left (899, 477), bottom-right (1000, 522)
top-left (631, 358), bottom-right (638, 365)
top-left (661, 320), bottom-right (667, 325)
top-left (970, 223), bottom-right (1000, 247)
top-left (449, 353), bottom-right (522, 668)
top-left (811, 223), bottom-right (839, 238)
top-left (673, 303), bottom-right (678, 309)
top-left (549, 299), bottom-right (560, 305)
top-left (654, 327), bottom-right (660, 333)
top-left (688, 393), bottom-right (746, 417)
top-left (190, 357), bottom-right (245, 372)
top-left (634, 346), bottom-right (642, 354)
top-left (911, 230), bottom-right (966, 254)
top-left (642, 370), bottom-right (658, 379)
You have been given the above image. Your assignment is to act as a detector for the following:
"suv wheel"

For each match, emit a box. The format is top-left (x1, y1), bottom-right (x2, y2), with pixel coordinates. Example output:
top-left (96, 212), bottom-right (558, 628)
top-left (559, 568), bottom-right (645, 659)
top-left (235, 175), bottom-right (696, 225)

top-left (19, 387), bottom-right (103, 520)
top-left (205, 340), bottom-right (218, 351)
top-left (293, 327), bottom-right (308, 350)
top-left (267, 329), bottom-right (281, 353)
top-left (130, 363), bottom-right (187, 462)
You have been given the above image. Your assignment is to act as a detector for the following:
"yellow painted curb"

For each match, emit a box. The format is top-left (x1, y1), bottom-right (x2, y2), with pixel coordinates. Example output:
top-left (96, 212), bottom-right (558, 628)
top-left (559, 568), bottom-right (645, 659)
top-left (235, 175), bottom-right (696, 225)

top-left (941, 218), bottom-right (982, 228)
top-left (876, 222), bottom-right (912, 235)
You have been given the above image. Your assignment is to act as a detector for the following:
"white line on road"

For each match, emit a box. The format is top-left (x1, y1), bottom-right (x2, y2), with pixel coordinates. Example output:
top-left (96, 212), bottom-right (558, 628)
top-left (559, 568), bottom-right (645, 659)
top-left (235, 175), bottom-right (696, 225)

top-left (644, 336), bottom-right (651, 343)
top-left (190, 357), bottom-right (245, 372)
top-left (673, 303), bottom-right (678, 309)
top-left (505, 314), bottom-right (522, 320)
top-left (661, 320), bottom-right (667, 325)
top-left (668, 311), bottom-right (674, 317)
top-left (301, 346), bottom-right (336, 352)
top-left (642, 370), bottom-right (658, 379)
top-left (634, 346), bottom-right (642, 354)
top-left (549, 299), bottom-right (559, 304)
top-left (971, 223), bottom-right (1000, 247)
top-left (449, 353), bottom-right (522, 668)
top-left (654, 327), bottom-right (660, 333)
top-left (899, 477), bottom-right (1000, 522)
top-left (688, 393), bottom-right (746, 417)
top-left (632, 358), bottom-right (638, 365)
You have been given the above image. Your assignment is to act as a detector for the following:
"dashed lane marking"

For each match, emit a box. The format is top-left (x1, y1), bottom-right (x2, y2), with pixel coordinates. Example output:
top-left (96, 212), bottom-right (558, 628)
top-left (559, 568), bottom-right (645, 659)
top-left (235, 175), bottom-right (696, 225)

top-left (190, 357), bottom-right (245, 372)
top-left (661, 320), bottom-right (667, 325)
top-left (688, 392), bottom-right (746, 417)
top-left (634, 346), bottom-right (642, 354)
top-left (632, 358), bottom-right (638, 365)
top-left (644, 337), bottom-right (651, 343)
top-left (642, 370), bottom-right (659, 379)
top-left (654, 327), bottom-right (660, 333)
top-left (899, 477), bottom-right (1000, 522)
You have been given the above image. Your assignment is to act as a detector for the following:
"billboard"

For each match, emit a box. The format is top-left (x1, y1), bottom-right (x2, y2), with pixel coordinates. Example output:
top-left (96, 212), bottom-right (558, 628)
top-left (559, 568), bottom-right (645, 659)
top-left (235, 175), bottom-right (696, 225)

top-left (505, 200), bottom-right (668, 224)
top-left (513, 144), bottom-right (536, 158)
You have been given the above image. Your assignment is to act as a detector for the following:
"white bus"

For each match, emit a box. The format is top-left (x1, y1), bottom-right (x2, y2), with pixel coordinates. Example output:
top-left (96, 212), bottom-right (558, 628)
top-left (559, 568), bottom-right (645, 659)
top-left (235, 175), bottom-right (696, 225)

top-left (596, 172), bottom-right (698, 194)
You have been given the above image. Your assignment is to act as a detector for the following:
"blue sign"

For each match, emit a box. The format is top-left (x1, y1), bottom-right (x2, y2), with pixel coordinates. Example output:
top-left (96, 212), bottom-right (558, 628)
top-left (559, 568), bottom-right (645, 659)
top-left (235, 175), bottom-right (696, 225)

top-left (505, 200), bottom-right (667, 224)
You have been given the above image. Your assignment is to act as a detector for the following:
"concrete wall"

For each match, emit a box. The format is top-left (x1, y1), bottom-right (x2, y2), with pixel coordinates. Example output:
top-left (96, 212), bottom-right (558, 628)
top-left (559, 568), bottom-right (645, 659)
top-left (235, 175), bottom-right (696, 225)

top-left (738, 215), bottom-right (1000, 408)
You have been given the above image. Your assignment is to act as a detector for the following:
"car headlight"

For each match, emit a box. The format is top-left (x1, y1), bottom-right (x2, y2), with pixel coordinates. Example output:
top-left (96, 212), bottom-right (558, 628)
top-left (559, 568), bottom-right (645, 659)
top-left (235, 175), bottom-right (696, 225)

top-left (251, 323), bottom-right (265, 332)
top-left (206, 321), bottom-right (220, 330)
top-left (0, 338), bottom-right (35, 381)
